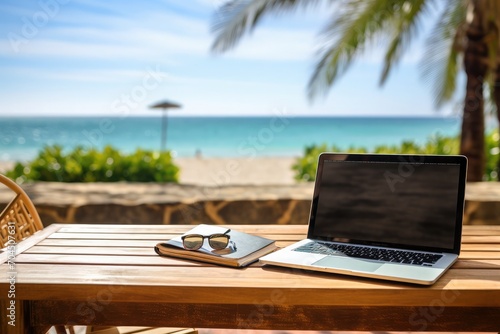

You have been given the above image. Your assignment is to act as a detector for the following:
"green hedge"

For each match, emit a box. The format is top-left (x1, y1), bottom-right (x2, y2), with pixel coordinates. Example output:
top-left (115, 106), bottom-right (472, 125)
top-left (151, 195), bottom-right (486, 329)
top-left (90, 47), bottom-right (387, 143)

top-left (7, 145), bottom-right (179, 183)
top-left (292, 131), bottom-right (500, 182)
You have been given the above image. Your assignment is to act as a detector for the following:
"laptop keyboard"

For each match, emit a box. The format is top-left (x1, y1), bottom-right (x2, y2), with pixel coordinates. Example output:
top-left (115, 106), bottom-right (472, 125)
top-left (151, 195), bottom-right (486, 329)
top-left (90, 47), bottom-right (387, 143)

top-left (294, 241), bottom-right (443, 266)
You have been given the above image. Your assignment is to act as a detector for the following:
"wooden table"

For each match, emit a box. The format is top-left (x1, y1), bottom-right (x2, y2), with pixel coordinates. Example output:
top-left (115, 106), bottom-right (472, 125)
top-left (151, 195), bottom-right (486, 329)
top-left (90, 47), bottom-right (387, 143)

top-left (1, 224), bottom-right (499, 334)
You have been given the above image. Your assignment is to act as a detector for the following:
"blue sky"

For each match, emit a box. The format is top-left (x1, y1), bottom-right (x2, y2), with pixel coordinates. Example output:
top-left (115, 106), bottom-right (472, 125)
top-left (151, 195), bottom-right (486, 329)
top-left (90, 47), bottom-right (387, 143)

top-left (0, 0), bottom-right (461, 117)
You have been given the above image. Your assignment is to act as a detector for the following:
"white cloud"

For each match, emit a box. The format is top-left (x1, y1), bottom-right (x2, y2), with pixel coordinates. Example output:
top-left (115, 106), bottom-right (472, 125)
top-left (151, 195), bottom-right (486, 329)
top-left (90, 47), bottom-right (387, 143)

top-left (1, 1), bottom-right (214, 58)
top-left (1, 32), bottom-right (209, 65)
top-left (2, 20), bottom-right (320, 67)
top-left (1, 66), bottom-right (174, 83)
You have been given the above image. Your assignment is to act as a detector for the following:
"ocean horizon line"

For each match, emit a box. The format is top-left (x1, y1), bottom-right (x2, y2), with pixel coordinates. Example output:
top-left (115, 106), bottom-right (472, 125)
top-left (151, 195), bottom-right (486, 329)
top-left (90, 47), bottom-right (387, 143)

top-left (0, 114), bottom-right (463, 119)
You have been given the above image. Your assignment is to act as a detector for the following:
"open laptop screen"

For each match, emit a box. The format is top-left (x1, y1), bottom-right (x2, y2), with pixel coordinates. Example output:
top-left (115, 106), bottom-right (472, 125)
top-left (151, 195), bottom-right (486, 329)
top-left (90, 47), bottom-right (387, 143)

top-left (308, 154), bottom-right (467, 253)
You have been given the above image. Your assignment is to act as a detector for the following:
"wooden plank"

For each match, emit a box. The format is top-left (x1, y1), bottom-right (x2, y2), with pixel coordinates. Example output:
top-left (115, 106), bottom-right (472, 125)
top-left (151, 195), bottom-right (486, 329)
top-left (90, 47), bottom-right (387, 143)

top-left (0, 224), bottom-right (61, 265)
top-left (55, 224), bottom-right (309, 234)
top-left (0, 300), bottom-right (40, 334)
top-left (458, 251), bottom-right (500, 259)
top-left (38, 239), bottom-right (165, 247)
top-left (55, 223), bottom-right (500, 235)
top-left (25, 246), bottom-right (156, 256)
top-left (30, 301), bottom-right (500, 331)
top-left (56, 226), bottom-right (189, 233)
top-left (48, 231), bottom-right (500, 243)
top-left (48, 224), bottom-right (500, 243)
top-left (461, 235), bottom-right (500, 243)
top-left (47, 233), bottom-right (173, 240)
top-left (16, 250), bottom-right (500, 268)
top-left (33, 239), bottom-right (500, 253)
top-left (16, 254), bottom-right (500, 275)
top-left (53, 223), bottom-right (500, 235)
top-left (35, 240), bottom-right (291, 250)
top-left (47, 232), bottom-right (293, 241)
top-left (13, 253), bottom-right (197, 266)
top-left (461, 243), bottom-right (500, 251)
top-left (24, 247), bottom-right (500, 261)
top-left (53, 223), bottom-right (500, 237)
top-left (37, 239), bottom-right (294, 248)
top-left (462, 225), bottom-right (500, 233)
top-left (37, 228), bottom-right (500, 249)
top-left (48, 233), bottom-right (500, 243)
top-left (2, 264), bottom-right (500, 305)
top-left (453, 259), bottom-right (500, 269)
top-left (7, 276), bottom-right (500, 308)
top-left (113, 327), bottom-right (197, 334)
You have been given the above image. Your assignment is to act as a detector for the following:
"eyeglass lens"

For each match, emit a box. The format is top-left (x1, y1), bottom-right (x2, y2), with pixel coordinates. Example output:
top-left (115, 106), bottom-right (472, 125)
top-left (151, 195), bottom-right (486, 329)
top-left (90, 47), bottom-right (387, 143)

top-left (183, 235), bottom-right (204, 250)
top-left (208, 234), bottom-right (230, 249)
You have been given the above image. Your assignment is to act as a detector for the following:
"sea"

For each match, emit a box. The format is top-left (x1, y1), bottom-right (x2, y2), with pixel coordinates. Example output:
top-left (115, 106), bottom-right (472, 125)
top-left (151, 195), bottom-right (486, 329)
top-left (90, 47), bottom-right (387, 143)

top-left (0, 116), bottom-right (466, 162)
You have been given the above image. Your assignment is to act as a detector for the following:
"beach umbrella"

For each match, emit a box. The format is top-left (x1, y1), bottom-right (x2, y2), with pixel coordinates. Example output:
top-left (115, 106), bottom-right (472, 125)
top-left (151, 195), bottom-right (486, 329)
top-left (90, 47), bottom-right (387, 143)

top-left (149, 100), bottom-right (182, 152)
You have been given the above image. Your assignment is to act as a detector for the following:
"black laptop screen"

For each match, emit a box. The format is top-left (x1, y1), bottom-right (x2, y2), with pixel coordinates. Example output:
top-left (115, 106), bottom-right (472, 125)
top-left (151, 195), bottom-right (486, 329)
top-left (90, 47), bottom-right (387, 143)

top-left (310, 155), bottom-right (465, 252)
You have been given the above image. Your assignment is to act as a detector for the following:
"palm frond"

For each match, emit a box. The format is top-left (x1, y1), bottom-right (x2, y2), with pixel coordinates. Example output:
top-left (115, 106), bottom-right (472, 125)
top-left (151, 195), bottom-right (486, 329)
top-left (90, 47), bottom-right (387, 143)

top-left (379, 0), bottom-right (430, 85)
top-left (211, 0), bottom-right (323, 53)
top-left (420, 0), bottom-right (467, 107)
top-left (307, 0), bottom-right (423, 99)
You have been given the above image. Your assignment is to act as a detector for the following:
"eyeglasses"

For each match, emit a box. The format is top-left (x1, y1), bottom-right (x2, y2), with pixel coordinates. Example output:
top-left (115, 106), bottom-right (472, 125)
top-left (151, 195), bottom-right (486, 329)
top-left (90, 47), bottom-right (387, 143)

top-left (181, 229), bottom-right (231, 250)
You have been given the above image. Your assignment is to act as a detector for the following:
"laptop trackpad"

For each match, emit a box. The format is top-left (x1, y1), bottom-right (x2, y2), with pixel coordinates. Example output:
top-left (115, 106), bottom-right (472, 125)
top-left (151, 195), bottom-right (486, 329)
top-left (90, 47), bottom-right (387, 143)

top-left (313, 256), bottom-right (383, 272)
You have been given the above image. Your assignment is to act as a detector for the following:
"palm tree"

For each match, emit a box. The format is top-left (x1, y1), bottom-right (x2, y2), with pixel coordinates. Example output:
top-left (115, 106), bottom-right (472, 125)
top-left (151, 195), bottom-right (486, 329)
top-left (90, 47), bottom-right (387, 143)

top-left (211, 0), bottom-right (500, 182)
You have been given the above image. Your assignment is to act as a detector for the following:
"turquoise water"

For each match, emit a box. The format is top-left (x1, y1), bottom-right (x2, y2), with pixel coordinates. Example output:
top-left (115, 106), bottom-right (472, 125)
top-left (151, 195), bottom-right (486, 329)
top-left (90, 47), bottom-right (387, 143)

top-left (0, 116), bottom-right (463, 161)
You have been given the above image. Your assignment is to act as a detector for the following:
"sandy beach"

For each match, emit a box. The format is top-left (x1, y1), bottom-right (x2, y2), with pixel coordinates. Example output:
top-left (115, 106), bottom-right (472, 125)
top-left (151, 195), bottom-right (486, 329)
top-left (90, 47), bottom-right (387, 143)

top-left (0, 156), bottom-right (299, 185)
top-left (0, 161), bottom-right (13, 175)
top-left (176, 156), bottom-right (297, 185)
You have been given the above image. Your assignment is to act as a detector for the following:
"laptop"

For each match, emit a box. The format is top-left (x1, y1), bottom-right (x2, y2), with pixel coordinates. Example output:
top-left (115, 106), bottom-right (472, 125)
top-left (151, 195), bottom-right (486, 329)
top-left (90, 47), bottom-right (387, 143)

top-left (260, 153), bottom-right (468, 285)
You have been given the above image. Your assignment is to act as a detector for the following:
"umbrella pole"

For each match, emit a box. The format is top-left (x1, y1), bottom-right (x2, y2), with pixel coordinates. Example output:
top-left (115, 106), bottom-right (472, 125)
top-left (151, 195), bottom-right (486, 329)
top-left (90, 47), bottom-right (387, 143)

top-left (161, 109), bottom-right (167, 152)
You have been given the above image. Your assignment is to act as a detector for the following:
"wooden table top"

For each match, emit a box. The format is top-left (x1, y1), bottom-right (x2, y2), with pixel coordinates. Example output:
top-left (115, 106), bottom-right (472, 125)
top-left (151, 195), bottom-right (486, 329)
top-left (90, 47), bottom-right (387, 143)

top-left (1, 224), bottom-right (500, 333)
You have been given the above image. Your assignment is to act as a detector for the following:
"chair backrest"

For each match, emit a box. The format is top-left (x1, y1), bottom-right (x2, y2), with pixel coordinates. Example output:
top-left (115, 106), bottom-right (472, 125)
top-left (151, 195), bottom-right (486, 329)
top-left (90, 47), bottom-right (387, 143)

top-left (0, 174), bottom-right (43, 248)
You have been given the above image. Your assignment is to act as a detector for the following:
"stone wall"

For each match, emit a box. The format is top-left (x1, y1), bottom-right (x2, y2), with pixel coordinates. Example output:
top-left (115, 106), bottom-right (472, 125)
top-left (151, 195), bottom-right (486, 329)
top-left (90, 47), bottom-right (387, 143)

top-left (462, 182), bottom-right (500, 225)
top-left (0, 182), bottom-right (499, 226)
top-left (1, 182), bottom-right (314, 226)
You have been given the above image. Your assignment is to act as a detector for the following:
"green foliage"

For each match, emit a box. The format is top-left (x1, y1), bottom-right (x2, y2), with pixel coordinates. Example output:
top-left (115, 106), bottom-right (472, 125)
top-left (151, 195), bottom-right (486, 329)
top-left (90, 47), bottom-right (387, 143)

top-left (292, 144), bottom-right (330, 182)
top-left (7, 145), bottom-right (179, 183)
top-left (485, 129), bottom-right (500, 181)
top-left (292, 132), bottom-right (499, 182)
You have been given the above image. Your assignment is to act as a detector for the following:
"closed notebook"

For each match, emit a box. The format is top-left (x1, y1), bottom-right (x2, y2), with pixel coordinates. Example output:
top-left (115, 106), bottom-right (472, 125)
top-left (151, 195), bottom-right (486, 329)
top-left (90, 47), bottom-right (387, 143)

top-left (155, 224), bottom-right (277, 267)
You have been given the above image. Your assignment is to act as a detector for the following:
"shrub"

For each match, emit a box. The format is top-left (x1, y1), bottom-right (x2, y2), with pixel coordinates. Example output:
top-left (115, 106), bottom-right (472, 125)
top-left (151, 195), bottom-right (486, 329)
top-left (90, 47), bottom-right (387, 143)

top-left (292, 132), bottom-right (499, 182)
top-left (7, 145), bottom-right (179, 183)
top-left (485, 129), bottom-right (500, 181)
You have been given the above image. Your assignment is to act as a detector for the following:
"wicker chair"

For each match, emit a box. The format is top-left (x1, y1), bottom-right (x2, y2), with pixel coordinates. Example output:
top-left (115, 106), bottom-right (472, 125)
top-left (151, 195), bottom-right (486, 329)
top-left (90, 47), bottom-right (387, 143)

top-left (0, 174), bottom-right (44, 248)
top-left (0, 174), bottom-right (197, 334)
top-left (0, 174), bottom-right (69, 334)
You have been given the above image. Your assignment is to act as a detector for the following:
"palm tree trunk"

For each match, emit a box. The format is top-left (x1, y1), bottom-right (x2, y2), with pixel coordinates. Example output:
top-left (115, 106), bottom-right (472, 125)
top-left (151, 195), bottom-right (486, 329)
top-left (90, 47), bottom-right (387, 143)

top-left (493, 65), bottom-right (500, 180)
top-left (461, 3), bottom-right (488, 182)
